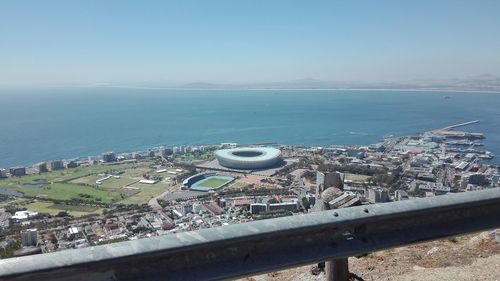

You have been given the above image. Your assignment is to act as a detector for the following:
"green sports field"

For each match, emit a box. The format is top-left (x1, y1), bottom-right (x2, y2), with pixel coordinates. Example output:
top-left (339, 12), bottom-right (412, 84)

top-left (190, 176), bottom-right (234, 191)
top-left (197, 178), bottom-right (230, 188)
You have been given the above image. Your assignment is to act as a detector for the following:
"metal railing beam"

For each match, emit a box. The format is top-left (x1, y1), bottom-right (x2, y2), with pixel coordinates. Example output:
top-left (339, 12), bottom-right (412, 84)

top-left (1, 188), bottom-right (499, 281)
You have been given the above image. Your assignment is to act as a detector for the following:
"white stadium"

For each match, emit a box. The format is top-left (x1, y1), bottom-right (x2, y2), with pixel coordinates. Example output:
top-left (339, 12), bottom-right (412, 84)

top-left (215, 147), bottom-right (281, 170)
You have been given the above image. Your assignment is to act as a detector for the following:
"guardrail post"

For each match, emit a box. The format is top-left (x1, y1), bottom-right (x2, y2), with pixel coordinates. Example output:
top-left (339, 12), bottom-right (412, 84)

top-left (326, 259), bottom-right (349, 281)
top-left (317, 172), bottom-right (357, 281)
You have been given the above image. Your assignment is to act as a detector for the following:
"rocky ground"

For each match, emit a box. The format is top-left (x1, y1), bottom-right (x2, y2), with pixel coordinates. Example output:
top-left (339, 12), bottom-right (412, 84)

top-left (240, 230), bottom-right (500, 281)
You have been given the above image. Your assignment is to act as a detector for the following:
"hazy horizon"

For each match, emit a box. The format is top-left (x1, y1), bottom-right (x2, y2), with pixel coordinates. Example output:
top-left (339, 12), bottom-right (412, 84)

top-left (2, 0), bottom-right (500, 87)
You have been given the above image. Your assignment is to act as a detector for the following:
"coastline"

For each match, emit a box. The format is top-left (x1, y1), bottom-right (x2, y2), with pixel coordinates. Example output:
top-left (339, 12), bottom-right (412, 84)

top-left (1, 89), bottom-right (499, 167)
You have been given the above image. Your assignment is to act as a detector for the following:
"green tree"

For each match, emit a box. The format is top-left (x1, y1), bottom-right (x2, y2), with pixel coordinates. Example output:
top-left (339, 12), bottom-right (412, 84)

top-left (301, 197), bottom-right (311, 211)
top-left (56, 211), bottom-right (70, 217)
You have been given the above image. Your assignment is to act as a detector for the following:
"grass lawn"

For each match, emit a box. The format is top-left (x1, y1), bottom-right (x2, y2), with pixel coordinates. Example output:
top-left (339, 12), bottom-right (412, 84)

top-left (24, 201), bottom-right (104, 217)
top-left (69, 175), bottom-right (99, 185)
top-left (0, 162), bottom-right (159, 205)
top-left (344, 173), bottom-right (372, 182)
top-left (0, 161), bottom-right (185, 206)
top-left (121, 167), bottom-right (152, 178)
top-left (1, 163), bottom-right (140, 186)
top-left (18, 183), bottom-right (121, 204)
top-left (197, 178), bottom-right (229, 188)
top-left (117, 182), bottom-right (171, 205)
top-left (99, 177), bottom-right (138, 189)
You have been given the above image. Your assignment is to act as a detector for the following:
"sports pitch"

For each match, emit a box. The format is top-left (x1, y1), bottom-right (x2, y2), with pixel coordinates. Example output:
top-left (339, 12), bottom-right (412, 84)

top-left (190, 176), bottom-right (234, 191)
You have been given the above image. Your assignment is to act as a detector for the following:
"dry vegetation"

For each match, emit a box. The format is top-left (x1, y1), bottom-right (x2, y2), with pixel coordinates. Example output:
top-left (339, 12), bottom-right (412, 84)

top-left (241, 231), bottom-right (500, 281)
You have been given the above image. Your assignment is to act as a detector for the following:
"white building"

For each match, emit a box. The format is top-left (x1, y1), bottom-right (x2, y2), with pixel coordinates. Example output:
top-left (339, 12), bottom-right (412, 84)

top-left (12, 210), bottom-right (38, 221)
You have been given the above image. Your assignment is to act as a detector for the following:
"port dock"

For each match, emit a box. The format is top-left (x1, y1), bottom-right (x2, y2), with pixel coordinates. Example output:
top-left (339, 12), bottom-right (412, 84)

top-left (426, 120), bottom-right (481, 136)
top-left (442, 120), bottom-right (479, 130)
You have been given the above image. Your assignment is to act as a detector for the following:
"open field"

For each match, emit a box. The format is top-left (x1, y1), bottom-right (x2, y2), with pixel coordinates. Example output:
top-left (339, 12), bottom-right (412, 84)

top-left (122, 166), bottom-right (152, 178)
top-left (18, 183), bottom-right (121, 204)
top-left (234, 174), bottom-right (265, 185)
top-left (344, 173), bottom-right (371, 182)
top-left (117, 182), bottom-right (172, 205)
top-left (69, 175), bottom-right (98, 185)
top-left (70, 175), bottom-right (139, 189)
top-left (0, 162), bottom-right (164, 205)
top-left (23, 201), bottom-right (104, 217)
top-left (0, 160), bottom-right (184, 206)
top-left (99, 177), bottom-right (139, 190)
top-left (2, 163), bottom-right (140, 185)
top-left (228, 182), bottom-right (252, 190)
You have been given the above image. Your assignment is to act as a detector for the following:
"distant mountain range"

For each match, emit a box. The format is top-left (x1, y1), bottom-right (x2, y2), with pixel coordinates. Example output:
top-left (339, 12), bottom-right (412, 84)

top-left (181, 75), bottom-right (500, 92)
top-left (95, 74), bottom-right (500, 92)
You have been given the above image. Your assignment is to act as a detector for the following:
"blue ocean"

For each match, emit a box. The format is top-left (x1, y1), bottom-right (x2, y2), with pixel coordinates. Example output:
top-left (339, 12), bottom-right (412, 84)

top-left (1, 88), bottom-right (500, 167)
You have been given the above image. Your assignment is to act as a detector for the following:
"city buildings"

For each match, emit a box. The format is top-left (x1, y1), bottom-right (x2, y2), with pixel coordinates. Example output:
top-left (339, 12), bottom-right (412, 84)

top-left (9, 166), bottom-right (26, 177)
top-left (268, 201), bottom-right (298, 212)
top-left (21, 229), bottom-right (38, 247)
top-left (316, 171), bottom-right (344, 193)
top-left (0, 212), bottom-right (11, 229)
top-left (367, 188), bottom-right (390, 203)
top-left (37, 162), bottom-right (48, 173)
top-left (250, 203), bottom-right (268, 214)
top-left (394, 190), bottom-right (409, 201)
top-left (50, 160), bottom-right (64, 171)
top-left (102, 152), bottom-right (117, 163)
top-left (66, 160), bottom-right (78, 168)
top-left (0, 125), bottom-right (498, 261)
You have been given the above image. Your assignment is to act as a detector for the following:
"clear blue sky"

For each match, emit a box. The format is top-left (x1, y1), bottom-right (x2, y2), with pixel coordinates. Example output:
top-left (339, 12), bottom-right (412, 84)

top-left (1, 0), bottom-right (500, 86)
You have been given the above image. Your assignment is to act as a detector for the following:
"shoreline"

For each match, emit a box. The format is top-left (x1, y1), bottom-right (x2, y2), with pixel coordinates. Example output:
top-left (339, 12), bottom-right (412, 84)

top-left (2, 123), bottom-right (499, 168)
top-left (3, 134), bottom-right (498, 172)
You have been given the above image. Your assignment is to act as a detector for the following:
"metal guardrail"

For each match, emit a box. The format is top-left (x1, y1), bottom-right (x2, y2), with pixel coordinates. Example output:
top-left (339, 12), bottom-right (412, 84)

top-left (1, 188), bottom-right (500, 281)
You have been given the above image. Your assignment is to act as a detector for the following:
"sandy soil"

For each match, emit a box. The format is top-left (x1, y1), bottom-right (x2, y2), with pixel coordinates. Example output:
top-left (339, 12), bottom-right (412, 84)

top-left (240, 230), bottom-right (500, 281)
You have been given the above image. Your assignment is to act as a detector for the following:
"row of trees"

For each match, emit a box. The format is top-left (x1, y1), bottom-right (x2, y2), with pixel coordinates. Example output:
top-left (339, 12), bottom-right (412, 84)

top-left (317, 163), bottom-right (387, 176)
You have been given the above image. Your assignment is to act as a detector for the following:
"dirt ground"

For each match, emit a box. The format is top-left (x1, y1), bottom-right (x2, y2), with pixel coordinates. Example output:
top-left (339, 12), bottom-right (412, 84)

top-left (240, 230), bottom-right (500, 281)
top-left (234, 175), bottom-right (267, 185)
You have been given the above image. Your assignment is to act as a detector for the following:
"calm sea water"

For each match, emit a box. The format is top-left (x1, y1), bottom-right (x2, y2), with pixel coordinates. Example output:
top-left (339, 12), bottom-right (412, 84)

top-left (1, 88), bottom-right (500, 167)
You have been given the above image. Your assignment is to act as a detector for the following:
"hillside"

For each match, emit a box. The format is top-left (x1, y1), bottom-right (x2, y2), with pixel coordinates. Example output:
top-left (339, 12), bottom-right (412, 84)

top-left (242, 230), bottom-right (500, 281)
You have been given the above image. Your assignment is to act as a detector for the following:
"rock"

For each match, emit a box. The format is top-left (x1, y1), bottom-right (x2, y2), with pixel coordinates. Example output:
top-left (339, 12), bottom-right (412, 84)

top-left (494, 229), bottom-right (500, 244)
top-left (426, 246), bottom-right (441, 256)
top-left (413, 265), bottom-right (426, 271)
top-left (468, 236), bottom-right (484, 248)
top-left (478, 231), bottom-right (492, 241)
